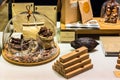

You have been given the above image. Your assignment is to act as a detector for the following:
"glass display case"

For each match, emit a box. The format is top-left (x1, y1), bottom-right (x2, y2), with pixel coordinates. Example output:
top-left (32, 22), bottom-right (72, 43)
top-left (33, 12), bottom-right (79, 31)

top-left (2, 5), bottom-right (60, 66)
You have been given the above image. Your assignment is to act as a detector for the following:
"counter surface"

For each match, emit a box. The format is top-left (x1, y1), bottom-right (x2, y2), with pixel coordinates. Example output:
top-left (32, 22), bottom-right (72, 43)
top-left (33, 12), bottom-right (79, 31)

top-left (0, 32), bottom-right (119, 80)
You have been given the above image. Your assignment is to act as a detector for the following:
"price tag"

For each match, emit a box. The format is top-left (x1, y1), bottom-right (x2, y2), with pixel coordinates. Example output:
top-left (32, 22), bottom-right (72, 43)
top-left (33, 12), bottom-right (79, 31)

top-left (60, 31), bottom-right (75, 42)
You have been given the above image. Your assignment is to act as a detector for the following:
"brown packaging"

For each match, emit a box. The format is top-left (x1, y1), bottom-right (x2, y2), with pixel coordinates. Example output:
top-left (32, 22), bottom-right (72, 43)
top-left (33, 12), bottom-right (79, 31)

top-left (78, 0), bottom-right (93, 23)
top-left (60, 0), bottom-right (80, 24)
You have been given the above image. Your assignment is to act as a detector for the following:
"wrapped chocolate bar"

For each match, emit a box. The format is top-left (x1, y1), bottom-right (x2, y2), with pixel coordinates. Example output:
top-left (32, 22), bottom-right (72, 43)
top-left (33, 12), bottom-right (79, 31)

top-left (78, 0), bottom-right (93, 24)
top-left (101, 0), bottom-right (120, 23)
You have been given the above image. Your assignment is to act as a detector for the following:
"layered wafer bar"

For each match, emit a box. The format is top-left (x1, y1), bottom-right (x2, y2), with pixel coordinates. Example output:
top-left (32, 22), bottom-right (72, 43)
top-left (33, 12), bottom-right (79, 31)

top-left (57, 53), bottom-right (89, 68)
top-left (65, 63), bottom-right (93, 78)
top-left (60, 46), bottom-right (88, 63)
top-left (52, 46), bottom-right (93, 79)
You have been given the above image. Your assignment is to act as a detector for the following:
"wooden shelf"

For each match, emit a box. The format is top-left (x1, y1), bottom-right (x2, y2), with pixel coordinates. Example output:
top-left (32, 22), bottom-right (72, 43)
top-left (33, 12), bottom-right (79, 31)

top-left (60, 17), bottom-right (120, 42)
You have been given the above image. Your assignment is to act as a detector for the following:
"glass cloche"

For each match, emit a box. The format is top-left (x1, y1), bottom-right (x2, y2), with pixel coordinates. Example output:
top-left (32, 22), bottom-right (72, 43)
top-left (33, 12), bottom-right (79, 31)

top-left (2, 5), bottom-right (60, 66)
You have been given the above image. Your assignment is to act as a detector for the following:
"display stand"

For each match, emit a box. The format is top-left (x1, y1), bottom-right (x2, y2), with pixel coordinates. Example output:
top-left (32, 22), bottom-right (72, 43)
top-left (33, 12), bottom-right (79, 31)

top-left (2, 44), bottom-right (60, 66)
top-left (60, 17), bottom-right (120, 42)
top-left (100, 36), bottom-right (120, 56)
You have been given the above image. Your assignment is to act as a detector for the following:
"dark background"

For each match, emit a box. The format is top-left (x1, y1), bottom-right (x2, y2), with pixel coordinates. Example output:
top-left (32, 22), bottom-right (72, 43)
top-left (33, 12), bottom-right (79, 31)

top-left (10, 0), bottom-right (111, 20)
top-left (90, 0), bottom-right (106, 17)
top-left (14, 0), bottom-right (106, 17)
top-left (14, 0), bottom-right (58, 5)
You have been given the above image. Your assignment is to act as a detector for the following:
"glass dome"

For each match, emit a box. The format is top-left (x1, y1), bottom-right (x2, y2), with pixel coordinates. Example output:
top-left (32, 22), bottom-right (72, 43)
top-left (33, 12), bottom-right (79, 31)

top-left (2, 7), bottom-right (60, 66)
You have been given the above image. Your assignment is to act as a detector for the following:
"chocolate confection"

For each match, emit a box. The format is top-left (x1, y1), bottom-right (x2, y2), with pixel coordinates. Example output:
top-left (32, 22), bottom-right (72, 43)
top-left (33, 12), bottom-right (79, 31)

top-left (3, 26), bottom-right (57, 64)
top-left (101, 0), bottom-right (119, 23)
top-left (37, 26), bottom-right (55, 50)
top-left (2, 5), bottom-right (59, 66)
top-left (71, 37), bottom-right (99, 52)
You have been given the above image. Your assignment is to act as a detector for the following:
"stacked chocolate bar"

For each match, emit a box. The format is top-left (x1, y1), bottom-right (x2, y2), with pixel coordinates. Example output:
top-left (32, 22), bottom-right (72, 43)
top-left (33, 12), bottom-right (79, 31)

top-left (52, 46), bottom-right (93, 79)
